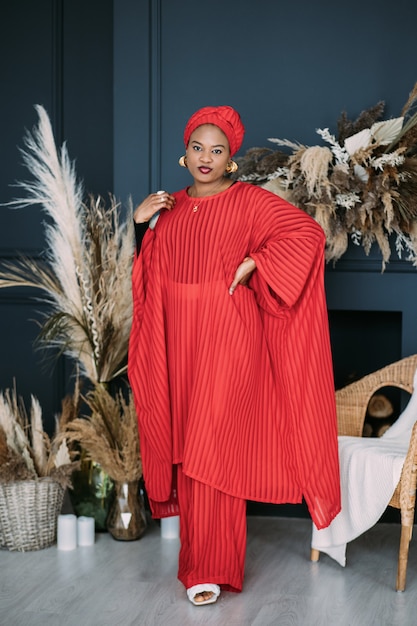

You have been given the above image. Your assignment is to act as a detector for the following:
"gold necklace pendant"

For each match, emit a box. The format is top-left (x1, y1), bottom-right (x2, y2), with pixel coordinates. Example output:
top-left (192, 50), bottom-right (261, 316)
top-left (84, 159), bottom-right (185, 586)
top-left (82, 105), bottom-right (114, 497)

top-left (192, 204), bottom-right (199, 212)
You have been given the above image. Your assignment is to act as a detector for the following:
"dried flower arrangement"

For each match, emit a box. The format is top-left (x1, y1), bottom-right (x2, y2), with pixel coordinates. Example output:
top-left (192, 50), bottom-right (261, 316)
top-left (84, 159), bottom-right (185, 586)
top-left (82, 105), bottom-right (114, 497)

top-left (62, 383), bottom-right (142, 483)
top-left (0, 106), bottom-right (141, 492)
top-left (0, 105), bottom-right (135, 384)
top-left (0, 385), bottom-right (78, 486)
top-left (235, 83), bottom-right (417, 269)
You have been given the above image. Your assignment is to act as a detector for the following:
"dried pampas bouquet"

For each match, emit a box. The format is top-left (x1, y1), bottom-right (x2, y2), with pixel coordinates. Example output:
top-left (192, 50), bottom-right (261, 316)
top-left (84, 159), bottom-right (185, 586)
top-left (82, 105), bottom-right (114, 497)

top-left (235, 82), bottom-right (417, 269)
top-left (0, 385), bottom-right (78, 487)
top-left (0, 105), bottom-right (134, 384)
top-left (62, 383), bottom-right (142, 484)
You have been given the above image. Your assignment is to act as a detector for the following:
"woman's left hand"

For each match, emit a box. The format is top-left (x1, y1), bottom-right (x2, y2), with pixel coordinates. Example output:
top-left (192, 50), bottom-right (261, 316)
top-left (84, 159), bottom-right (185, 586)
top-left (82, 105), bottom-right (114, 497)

top-left (229, 257), bottom-right (256, 295)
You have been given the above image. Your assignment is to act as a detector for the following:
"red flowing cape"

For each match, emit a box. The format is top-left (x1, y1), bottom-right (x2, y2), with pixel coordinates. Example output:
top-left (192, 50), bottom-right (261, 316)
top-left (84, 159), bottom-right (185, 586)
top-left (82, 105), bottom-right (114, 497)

top-left (128, 182), bottom-right (341, 529)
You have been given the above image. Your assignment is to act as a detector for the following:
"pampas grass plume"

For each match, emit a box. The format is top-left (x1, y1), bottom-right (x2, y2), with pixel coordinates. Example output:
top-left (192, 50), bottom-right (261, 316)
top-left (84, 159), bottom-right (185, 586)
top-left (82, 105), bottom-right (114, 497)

top-left (0, 106), bottom-right (134, 384)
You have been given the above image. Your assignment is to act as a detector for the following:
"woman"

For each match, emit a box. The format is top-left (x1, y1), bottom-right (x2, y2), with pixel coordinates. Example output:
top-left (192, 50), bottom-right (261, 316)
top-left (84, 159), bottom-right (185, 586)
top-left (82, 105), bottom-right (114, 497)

top-left (128, 105), bottom-right (340, 605)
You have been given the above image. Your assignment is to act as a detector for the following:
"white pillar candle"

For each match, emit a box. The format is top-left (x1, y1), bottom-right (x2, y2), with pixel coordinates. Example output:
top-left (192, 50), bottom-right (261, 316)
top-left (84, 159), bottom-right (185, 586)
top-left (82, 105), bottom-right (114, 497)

top-left (57, 514), bottom-right (77, 550)
top-left (77, 516), bottom-right (95, 547)
top-left (161, 515), bottom-right (180, 539)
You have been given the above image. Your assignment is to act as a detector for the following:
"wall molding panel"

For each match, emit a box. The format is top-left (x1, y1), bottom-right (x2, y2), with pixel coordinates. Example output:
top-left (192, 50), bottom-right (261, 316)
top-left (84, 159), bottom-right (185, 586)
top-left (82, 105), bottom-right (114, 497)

top-left (149, 0), bottom-right (163, 191)
top-left (0, 0), bottom-right (113, 430)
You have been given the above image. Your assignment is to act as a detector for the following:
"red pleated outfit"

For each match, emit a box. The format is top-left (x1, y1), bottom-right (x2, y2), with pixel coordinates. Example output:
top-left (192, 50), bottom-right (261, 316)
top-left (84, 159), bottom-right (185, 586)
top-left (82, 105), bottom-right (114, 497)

top-left (128, 181), bottom-right (341, 592)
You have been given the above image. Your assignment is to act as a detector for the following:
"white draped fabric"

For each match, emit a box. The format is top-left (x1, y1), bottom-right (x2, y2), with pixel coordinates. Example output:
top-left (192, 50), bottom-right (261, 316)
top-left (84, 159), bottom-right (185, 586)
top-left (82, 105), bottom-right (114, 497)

top-left (311, 369), bottom-right (417, 566)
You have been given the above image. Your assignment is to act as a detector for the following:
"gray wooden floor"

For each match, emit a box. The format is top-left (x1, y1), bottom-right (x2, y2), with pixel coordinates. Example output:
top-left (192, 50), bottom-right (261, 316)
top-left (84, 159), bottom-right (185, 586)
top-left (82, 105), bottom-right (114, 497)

top-left (1, 515), bottom-right (416, 626)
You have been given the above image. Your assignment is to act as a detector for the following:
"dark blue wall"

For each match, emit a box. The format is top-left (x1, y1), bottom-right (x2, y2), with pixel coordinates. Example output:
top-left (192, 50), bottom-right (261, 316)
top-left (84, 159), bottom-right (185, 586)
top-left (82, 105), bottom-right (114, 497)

top-left (1, 0), bottom-right (417, 432)
top-left (0, 0), bottom-right (114, 425)
top-left (114, 0), bottom-right (417, 204)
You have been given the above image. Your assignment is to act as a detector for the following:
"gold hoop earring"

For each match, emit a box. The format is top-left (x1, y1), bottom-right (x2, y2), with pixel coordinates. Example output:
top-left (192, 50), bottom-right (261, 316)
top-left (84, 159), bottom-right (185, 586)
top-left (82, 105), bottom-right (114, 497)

top-left (226, 160), bottom-right (238, 174)
top-left (178, 155), bottom-right (188, 168)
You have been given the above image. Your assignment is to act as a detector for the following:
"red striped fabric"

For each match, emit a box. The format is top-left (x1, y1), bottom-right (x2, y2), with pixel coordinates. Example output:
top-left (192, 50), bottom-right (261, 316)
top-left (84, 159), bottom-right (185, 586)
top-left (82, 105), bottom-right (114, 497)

top-left (128, 182), bottom-right (341, 530)
top-left (176, 464), bottom-right (246, 592)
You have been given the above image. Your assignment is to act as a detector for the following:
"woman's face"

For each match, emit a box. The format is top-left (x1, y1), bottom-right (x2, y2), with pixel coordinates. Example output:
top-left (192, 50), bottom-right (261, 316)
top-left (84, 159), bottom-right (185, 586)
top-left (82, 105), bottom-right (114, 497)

top-left (186, 124), bottom-right (230, 185)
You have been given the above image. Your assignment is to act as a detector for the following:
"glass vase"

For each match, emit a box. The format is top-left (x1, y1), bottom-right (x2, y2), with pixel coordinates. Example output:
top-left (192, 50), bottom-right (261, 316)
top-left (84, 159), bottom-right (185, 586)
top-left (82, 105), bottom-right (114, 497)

top-left (107, 480), bottom-right (147, 541)
top-left (69, 457), bottom-right (115, 532)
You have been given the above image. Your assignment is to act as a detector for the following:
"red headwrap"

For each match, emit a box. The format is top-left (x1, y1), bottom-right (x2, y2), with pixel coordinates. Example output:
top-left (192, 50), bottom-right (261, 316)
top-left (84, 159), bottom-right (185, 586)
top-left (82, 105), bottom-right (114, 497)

top-left (183, 105), bottom-right (245, 157)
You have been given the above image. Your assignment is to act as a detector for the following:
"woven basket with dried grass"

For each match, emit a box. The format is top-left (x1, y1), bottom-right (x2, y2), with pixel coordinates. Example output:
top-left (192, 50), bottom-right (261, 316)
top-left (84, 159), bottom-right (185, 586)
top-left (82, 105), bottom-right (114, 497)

top-left (0, 386), bottom-right (78, 551)
top-left (0, 479), bottom-right (65, 551)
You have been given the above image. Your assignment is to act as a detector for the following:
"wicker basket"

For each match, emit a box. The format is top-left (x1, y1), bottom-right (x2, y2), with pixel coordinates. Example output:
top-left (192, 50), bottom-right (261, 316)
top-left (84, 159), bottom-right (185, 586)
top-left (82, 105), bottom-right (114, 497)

top-left (0, 478), bottom-right (65, 551)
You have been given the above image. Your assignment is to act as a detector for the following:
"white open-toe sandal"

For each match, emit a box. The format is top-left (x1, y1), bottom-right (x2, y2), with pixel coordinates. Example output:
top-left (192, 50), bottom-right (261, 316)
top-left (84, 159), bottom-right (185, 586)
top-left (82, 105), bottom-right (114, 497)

top-left (186, 583), bottom-right (221, 606)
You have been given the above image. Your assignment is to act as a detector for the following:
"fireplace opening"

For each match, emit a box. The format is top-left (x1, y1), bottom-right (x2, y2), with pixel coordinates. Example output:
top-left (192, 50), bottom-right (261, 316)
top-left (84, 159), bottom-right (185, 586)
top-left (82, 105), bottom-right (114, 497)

top-left (329, 309), bottom-right (405, 438)
top-left (328, 310), bottom-right (403, 390)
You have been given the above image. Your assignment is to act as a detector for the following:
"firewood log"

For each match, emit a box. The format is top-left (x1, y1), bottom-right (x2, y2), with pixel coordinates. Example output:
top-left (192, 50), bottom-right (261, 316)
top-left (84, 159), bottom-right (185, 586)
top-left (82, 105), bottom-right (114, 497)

top-left (367, 393), bottom-right (393, 419)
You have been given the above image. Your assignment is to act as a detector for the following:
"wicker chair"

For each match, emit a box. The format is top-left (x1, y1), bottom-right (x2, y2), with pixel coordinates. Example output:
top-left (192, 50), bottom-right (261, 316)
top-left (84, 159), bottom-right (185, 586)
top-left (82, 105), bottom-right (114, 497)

top-left (311, 354), bottom-right (417, 591)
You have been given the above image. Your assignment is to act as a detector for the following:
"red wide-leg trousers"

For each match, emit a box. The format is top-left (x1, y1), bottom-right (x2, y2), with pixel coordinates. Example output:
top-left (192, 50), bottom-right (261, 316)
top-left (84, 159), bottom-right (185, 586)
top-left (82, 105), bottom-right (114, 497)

top-left (176, 464), bottom-right (247, 593)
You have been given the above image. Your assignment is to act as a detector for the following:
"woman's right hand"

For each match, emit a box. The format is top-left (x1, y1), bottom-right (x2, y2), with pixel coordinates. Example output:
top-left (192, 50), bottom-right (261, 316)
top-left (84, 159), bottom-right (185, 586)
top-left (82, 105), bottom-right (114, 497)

top-left (133, 191), bottom-right (176, 223)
